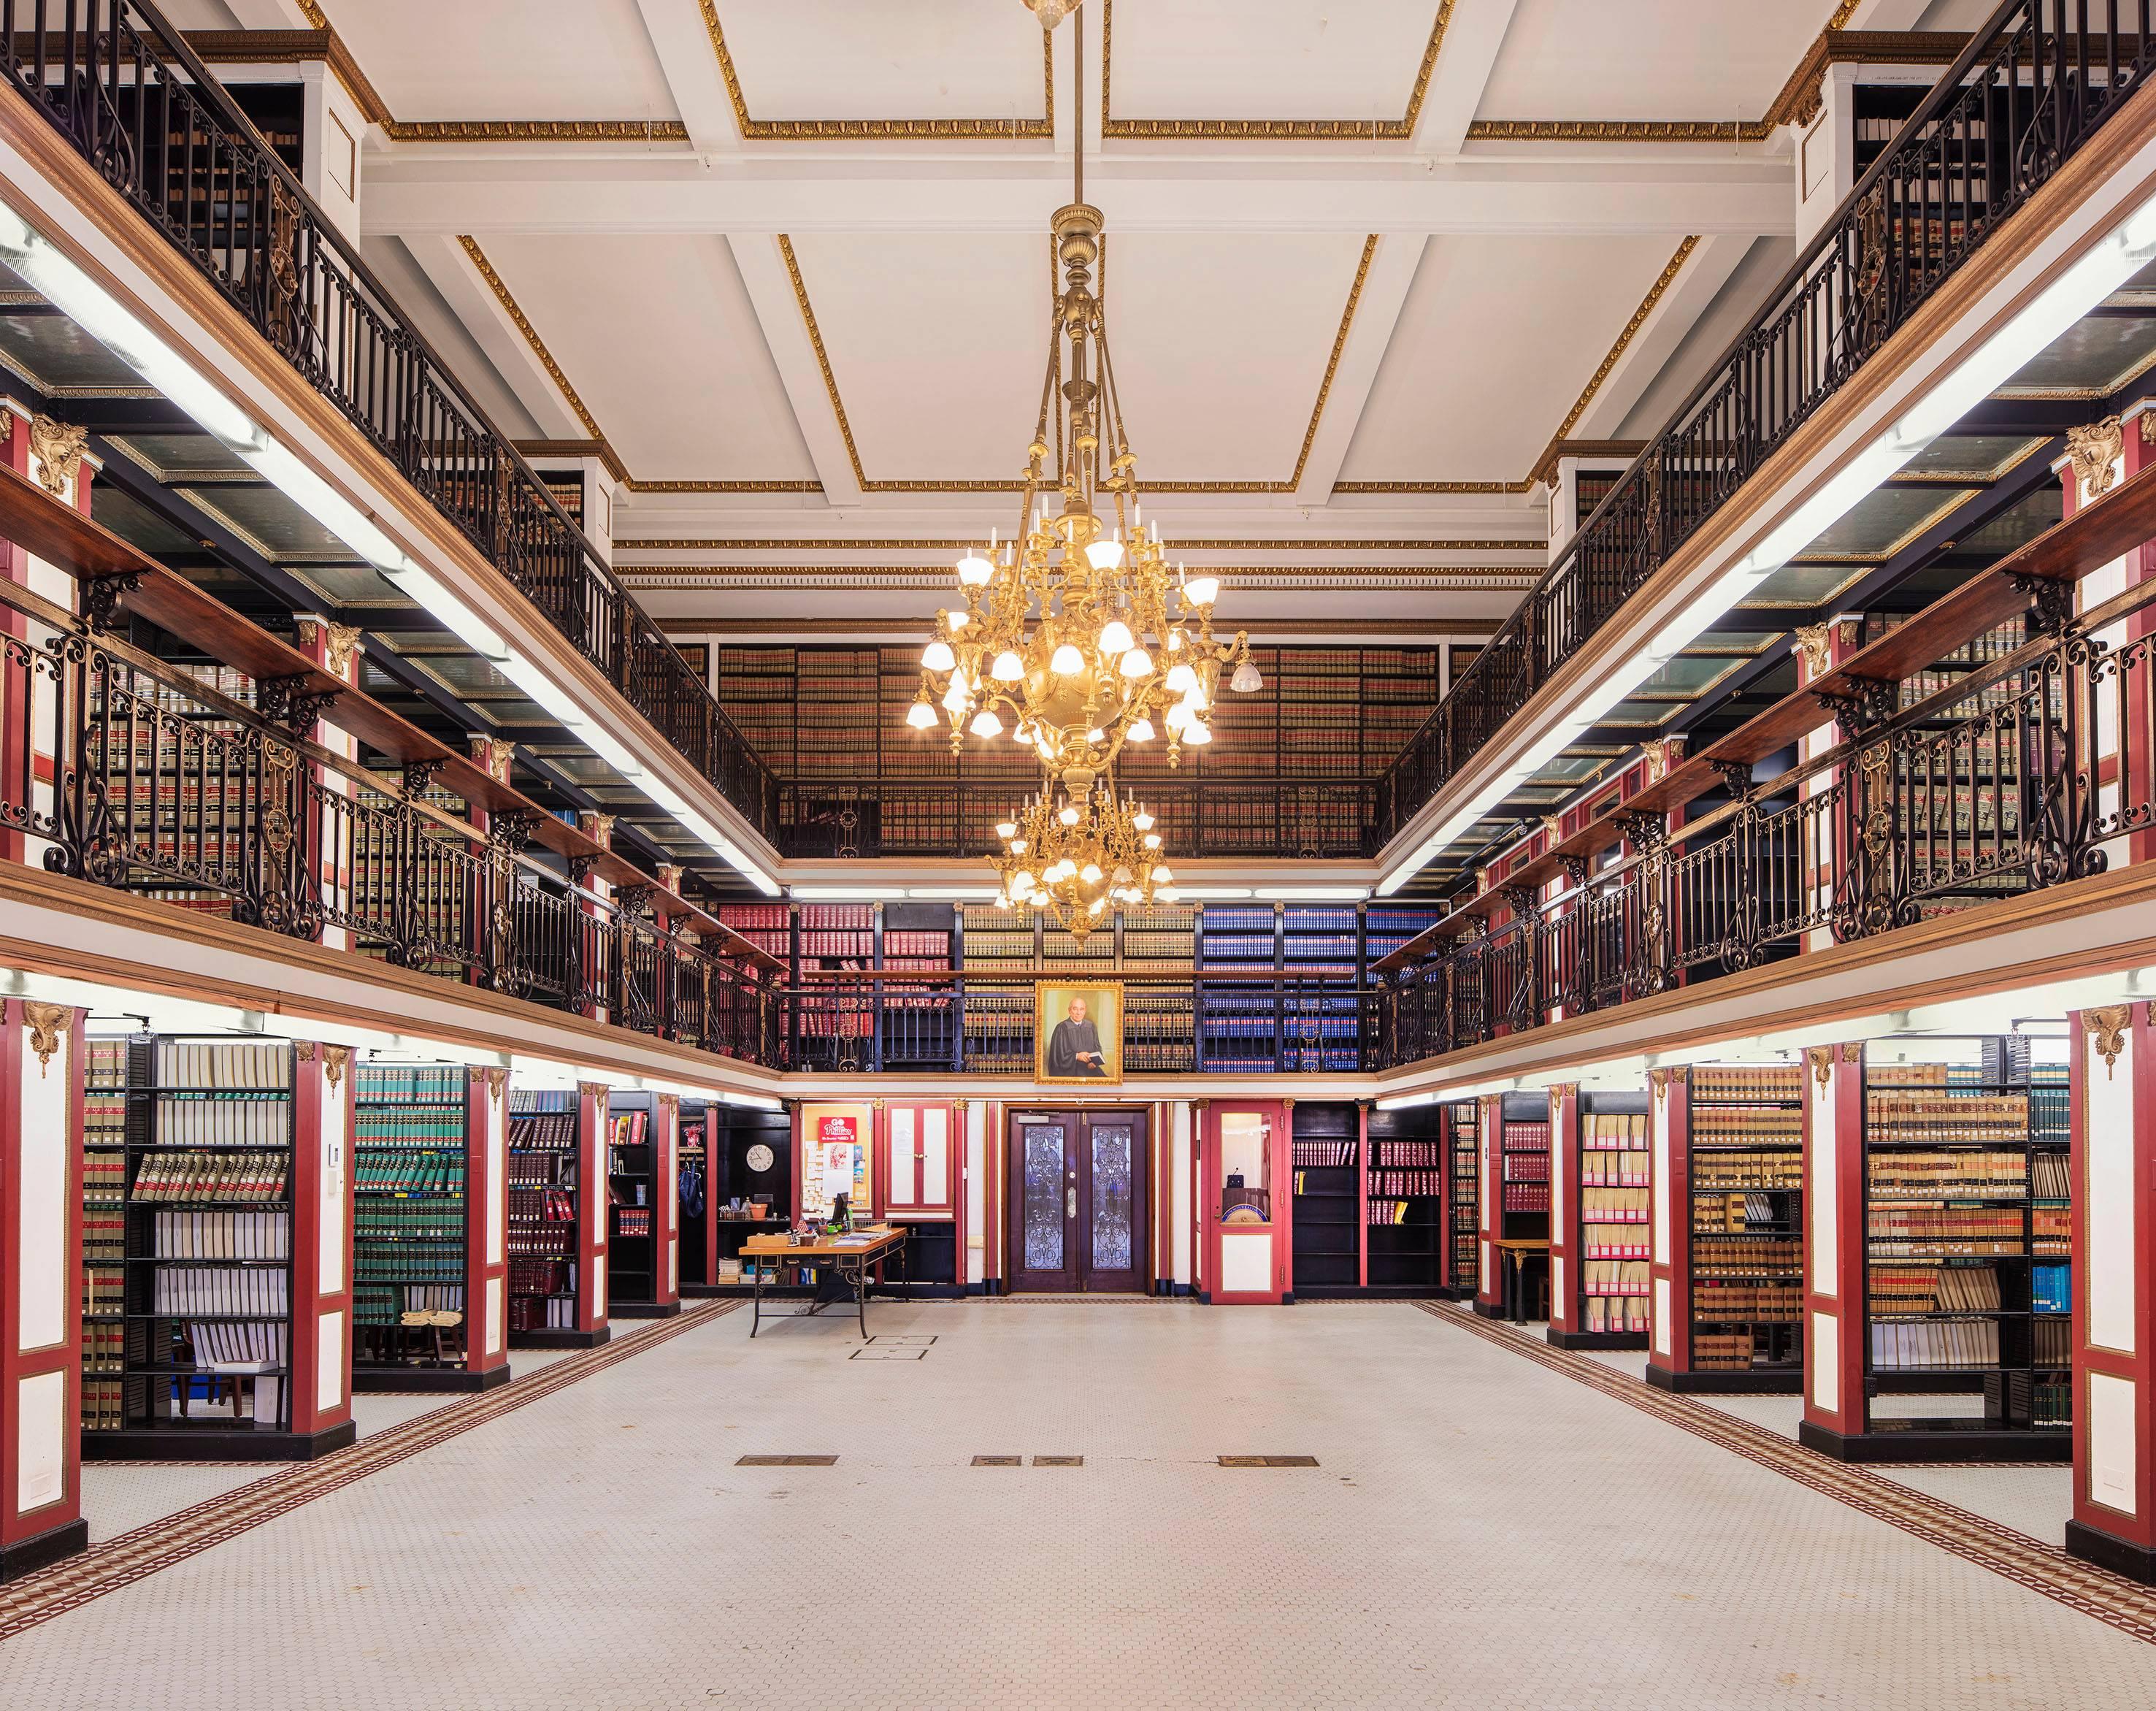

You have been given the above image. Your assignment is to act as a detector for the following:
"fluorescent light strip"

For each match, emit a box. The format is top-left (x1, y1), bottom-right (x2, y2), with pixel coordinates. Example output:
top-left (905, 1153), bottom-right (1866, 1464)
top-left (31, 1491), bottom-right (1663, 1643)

top-left (0, 203), bottom-right (786, 897)
top-left (1378, 185), bottom-right (2156, 898)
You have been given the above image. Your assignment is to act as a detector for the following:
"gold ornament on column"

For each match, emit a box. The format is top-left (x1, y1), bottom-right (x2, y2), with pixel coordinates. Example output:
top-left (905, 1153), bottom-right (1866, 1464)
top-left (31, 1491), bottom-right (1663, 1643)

top-left (2087, 1004), bottom-right (2132, 1078)
top-left (21, 1000), bottom-right (69, 1076)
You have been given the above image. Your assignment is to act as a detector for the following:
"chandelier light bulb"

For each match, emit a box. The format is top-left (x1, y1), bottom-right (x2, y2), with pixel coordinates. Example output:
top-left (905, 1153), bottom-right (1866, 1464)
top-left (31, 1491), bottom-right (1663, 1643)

top-left (1050, 642), bottom-right (1085, 675)
top-left (956, 550), bottom-right (994, 587)
top-left (1086, 535), bottom-right (1125, 571)
top-left (996, 819), bottom-right (1018, 840)
top-left (1129, 718), bottom-right (1156, 742)
top-left (947, 610), bottom-right (970, 629)
top-left (1162, 701), bottom-right (1190, 733)
top-left (922, 638), bottom-right (956, 673)
top-left (1153, 865), bottom-right (1175, 884)
top-left (1089, 896), bottom-right (1108, 916)
top-left (1081, 862), bottom-right (1102, 884)
top-left (1113, 866), bottom-right (1132, 885)
top-left (905, 695), bottom-right (937, 730)
top-left (1183, 575), bottom-right (1219, 607)
top-left (941, 678), bottom-right (971, 715)
top-left (970, 709), bottom-right (1004, 738)
top-left (995, 894), bottom-right (1010, 910)
top-left (1184, 721), bottom-right (1213, 746)
top-left (1167, 629), bottom-right (1184, 652)
top-left (1231, 660), bottom-right (1263, 693)
top-left (1132, 809), bottom-right (1154, 830)
top-left (1017, 869), bottom-right (1036, 889)
top-left (1099, 619), bottom-right (1134, 654)
top-left (1185, 683), bottom-right (1210, 712)
top-left (1119, 646), bottom-right (1153, 677)
top-left (991, 649), bottom-right (1025, 682)
top-left (1010, 838), bottom-right (1028, 854)
top-left (1143, 832), bottom-right (1162, 849)
top-left (1165, 661), bottom-right (1198, 694)
top-left (1059, 803), bottom-right (1081, 826)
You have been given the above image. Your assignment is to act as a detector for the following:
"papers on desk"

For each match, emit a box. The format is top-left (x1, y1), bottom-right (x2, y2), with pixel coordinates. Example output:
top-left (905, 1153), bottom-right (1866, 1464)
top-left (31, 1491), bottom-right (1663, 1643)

top-left (829, 1236), bottom-right (874, 1248)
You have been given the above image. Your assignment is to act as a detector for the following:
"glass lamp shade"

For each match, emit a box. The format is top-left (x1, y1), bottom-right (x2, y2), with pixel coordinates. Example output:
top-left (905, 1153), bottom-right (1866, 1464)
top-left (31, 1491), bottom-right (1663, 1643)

top-left (1059, 804), bottom-right (1081, 826)
top-left (921, 639), bottom-right (956, 673)
top-left (1132, 809), bottom-right (1154, 830)
top-left (956, 551), bottom-right (994, 586)
top-left (1099, 619), bottom-right (1134, 654)
top-left (1010, 838), bottom-right (1028, 854)
top-left (940, 678), bottom-right (971, 714)
top-left (1143, 832), bottom-right (1162, 849)
top-left (1230, 660), bottom-right (1263, 693)
top-left (1086, 537), bottom-right (1125, 571)
top-left (1182, 575), bottom-right (1219, 606)
top-left (1080, 863), bottom-right (1102, 884)
top-left (995, 820), bottom-right (1018, 839)
top-left (1184, 721), bottom-right (1213, 745)
top-left (991, 649), bottom-right (1025, 682)
top-left (970, 708), bottom-right (1005, 738)
top-left (1050, 642), bottom-right (1085, 675)
top-left (1165, 661), bottom-right (1198, 694)
top-left (1152, 865), bottom-right (1175, 884)
top-left (1162, 701), bottom-right (1191, 732)
top-left (905, 697), bottom-right (937, 729)
top-left (1119, 647), bottom-right (1153, 677)
top-left (1128, 718), bottom-right (1156, 742)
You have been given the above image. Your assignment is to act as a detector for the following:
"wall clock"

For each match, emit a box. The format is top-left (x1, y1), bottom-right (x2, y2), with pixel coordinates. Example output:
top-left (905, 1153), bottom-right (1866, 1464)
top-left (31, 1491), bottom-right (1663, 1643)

top-left (745, 1143), bottom-right (775, 1174)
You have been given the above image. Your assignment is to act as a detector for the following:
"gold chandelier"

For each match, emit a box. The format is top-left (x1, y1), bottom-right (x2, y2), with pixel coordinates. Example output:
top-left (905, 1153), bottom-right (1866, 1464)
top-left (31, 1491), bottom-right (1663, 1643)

top-left (903, 19), bottom-right (1259, 800)
top-left (991, 775), bottom-right (1171, 941)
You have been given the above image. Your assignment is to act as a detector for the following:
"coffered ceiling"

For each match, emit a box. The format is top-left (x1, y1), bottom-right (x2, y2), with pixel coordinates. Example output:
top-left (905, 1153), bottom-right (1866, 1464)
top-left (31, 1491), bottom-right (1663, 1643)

top-left (165, 0), bottom-right (1998, 643)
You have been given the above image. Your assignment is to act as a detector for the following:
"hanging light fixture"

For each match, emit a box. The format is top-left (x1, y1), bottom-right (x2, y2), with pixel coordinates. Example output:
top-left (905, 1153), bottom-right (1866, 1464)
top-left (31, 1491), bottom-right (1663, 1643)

top-left (908, 16), bottom-right (1259, 806)
top-left (991, 776), bottom-right (1173, 943)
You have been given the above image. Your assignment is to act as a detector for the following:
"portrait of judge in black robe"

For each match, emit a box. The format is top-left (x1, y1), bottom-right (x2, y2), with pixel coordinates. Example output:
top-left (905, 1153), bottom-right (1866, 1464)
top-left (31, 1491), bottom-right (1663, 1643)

top-left (1046, 995), bottom-right (1108, 1078)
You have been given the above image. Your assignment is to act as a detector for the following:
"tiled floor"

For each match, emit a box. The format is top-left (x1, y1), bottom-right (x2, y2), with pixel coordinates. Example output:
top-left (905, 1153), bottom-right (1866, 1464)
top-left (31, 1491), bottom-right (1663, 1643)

top-left (7, 1301), bottom-right (2152, 1709)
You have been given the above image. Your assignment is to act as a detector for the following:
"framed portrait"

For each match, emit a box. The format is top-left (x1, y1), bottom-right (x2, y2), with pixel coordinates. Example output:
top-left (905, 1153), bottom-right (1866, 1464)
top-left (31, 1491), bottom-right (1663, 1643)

top-left (1035, 980), bottom-right (1124, 1086)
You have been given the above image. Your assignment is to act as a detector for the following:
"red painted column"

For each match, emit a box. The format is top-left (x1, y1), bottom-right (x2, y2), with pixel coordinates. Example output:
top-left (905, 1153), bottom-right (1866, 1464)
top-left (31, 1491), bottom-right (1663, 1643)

top-left (1546, 1082), bottom-right (1581, 1336)
top-left (576, 1080), bottom-right (611, 1341)
top-left (577, 813), bottom-right (615, 1024)
top-left (291, 619), bottom-right (362, 952)
top-left (287, 1042), bottom-right (357, 1455)
top-left (1356, 1101), bottom-right (1370, 1290)
top-left (465, 1068), bottom-right (510, 1385)
top-left (0, 1000), bottom-right (85, 1580)
top-left (1798, 1043), bottom-right (1868, 1454)
top-left (2065, 1003), bottom-right (2156, 1580)
top-left (1646, 1068), bottom-right (1695, 1386)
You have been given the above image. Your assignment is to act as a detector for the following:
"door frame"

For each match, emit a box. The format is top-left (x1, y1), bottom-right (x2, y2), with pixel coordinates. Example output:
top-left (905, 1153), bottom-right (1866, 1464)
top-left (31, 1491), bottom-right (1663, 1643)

top-left (1005, 1106), bottom-right (1151, 1293)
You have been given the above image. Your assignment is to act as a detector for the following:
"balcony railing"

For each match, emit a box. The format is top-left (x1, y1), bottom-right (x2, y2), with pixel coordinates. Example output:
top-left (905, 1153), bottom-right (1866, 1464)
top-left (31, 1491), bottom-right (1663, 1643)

top-left (1374, 0), bottom-right (2155, 849)
top-left (1369, 568), bottom-right (2156, 1071)
top-left (0, 1), bottom-right (780, 843)
top-left (1, 579), bottom-right (781, 1065)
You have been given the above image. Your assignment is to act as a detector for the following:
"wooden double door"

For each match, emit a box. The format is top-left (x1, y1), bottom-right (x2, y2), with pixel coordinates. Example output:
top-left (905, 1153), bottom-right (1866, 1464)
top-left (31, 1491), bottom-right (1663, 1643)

top-left (1007, 1109), bottom-right (1148, 1293)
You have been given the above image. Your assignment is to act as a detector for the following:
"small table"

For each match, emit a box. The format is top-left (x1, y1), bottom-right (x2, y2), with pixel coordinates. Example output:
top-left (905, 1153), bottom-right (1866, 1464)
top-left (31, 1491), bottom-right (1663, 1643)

top-left (1493, 1237), bottom-right (1551, 1324)
top-left (739, 1225), bottom-right (908, 1340)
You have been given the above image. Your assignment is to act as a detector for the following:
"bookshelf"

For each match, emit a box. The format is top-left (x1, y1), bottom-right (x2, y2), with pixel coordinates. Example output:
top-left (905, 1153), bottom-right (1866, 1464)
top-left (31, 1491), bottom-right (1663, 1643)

top-left (80, 1036), bottom-right (131, 1436)
top-left (85, 1036), bottom-right (316, 1458)
top-left (351, 1064), bottom-right (496, 1391)
top-left (1365, 1105), bottom-right (1446, 1295)
top-left (1122, 906), bottom-right (1196, 1074)
top-left (605, 1092), bottom-right (673, 1317)
top-left (507, 1086), bottom-right (602, 1347)
top-left (882, 901), bottom-right (957, 1071)
top-left (715, 901), bottom-right (791, 967)
top-left (1685, 1063), bottom-right (1805, 1391)
top-left (959, 903), bottom-right (1034, 1076)
top-left (1446, 1101), bottom-right (1480, 1298)
top-left (679, 1098), bottom-right (709, 1286)
top-left (1281, 906), bottom-right (1359, 1072)
top-left (1499, 1095), bottom-right (1551, 1242)
top-left (1855, 1036), bottom-right (2071, 1453)
top-left (1289, 1102), bottom-right (1360, 1294)
top-left (1197, 903), bottom-right (1280, 1072)
top-left (1553, 1092), bottom-right (1649, 1349)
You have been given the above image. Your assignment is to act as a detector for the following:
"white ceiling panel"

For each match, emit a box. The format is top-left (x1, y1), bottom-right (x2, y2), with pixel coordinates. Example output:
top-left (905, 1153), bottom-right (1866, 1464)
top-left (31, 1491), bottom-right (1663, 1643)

top-left (329, 0), bottom-right (679, 123)
top-left (1340, 234), bottom-right (1686, 483)
top-left (716, 0), bottom-right (1048, 123)
top-left (1476, 0), bottom-right (1837, 124)
top-left (475, 235), bottom-right (817, 484)
top-left (786, 231), bottom-right (1051, 483)
top-left (1095, 231), bottom-right (1370, 483)
top-left (1105, 1), bottom-right (1442, 123)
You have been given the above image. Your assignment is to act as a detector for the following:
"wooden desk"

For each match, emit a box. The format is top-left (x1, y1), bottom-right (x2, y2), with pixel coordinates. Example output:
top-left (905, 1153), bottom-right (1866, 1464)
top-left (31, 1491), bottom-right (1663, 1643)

top-left (1493, 1238), bottom-right (1551, 1325)
top-left (738, 1225), bottom-right (908, 1339)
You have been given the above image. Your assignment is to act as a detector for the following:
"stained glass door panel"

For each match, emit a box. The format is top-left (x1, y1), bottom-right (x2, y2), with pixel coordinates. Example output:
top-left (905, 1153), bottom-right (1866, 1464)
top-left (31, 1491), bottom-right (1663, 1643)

top-left (1011, 1119), bottom-right (1077, 1291)
top-left (1085, 1118), bottom-right (1144, 1291)
top-left (1006, 1111), bottom-right (1148, 1293)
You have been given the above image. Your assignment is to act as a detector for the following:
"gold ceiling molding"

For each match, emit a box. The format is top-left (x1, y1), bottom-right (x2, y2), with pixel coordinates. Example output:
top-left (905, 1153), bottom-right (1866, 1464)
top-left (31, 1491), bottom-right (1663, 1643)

top-left (1288, 234), bottom-right (1379, 489)
top-left (620, 564), bottom-right (1543, 587)
top-left (699, 1), bottom-right (1053, 140)
top-left (386, 120), bottom-right (690, 143)
top-left (1468, 118), bottom-right (1775, 144)
top-left (458, 237), bottom-right (624, 464)
top-left (626, 479), bottom-right (826, 494)
top-left (1100, 0), bottom-right (1454, 140)
top-left (183, 29), bottom-right (392, 128)
top-left (614, 537), bottom-right (1541, 553)
top-left (1765, 30), bottom-right (1973, 132)
top-left (1332, 478), bottom-right (1533, 495)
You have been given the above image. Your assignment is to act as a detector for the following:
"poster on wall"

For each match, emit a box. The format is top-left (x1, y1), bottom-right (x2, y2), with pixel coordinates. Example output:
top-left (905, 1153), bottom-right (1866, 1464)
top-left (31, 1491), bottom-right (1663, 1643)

top-left (1036, 980), bottom-right (1124, 1085)
top-left (804, 1106), bottom-right (870, 1217)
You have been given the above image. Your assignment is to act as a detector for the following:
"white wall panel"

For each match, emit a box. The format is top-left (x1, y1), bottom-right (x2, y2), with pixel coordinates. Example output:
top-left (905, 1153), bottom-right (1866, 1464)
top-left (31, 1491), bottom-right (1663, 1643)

top-left (2090, 1371), bottom-right (2139, 1516)
top-left (16, 1027), bottom-right (68, 1351)
top-left (2088, 1029), bottom-right (2138, 1353)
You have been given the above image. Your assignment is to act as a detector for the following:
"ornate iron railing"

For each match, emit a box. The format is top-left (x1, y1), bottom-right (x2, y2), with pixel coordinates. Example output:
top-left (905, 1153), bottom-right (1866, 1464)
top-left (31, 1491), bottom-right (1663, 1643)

top-left (0, 1), bottom-right (780, 843)
top-left (1367, 583), bottom-right (2144, 1070)
top-left (1375, 0), bottom-right (2156, 849)
top-left (2, 584), bottom-right (780, 1065)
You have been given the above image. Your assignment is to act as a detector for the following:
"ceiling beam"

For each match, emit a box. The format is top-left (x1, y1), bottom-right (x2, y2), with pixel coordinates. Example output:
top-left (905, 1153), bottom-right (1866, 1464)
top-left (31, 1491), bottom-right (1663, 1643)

top-left (1294, 231), bottom-right (1424, 505)
top-left (726, 233), bottom-right (866, 507)
top-left (1411, 0), bottom-right (1522, 157)
top-left (631, 0), bottom-right (739, 153)
top-left (362, 158), bottom-right (1794, 241)
top-left (1567, 233), bottom-right (1750, 441)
